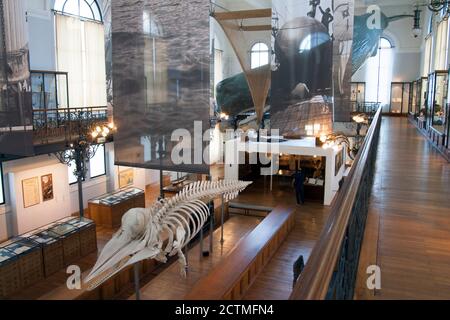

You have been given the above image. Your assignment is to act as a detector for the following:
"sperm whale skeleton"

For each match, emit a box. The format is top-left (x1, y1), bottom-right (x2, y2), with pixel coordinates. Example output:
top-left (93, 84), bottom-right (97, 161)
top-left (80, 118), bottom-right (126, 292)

top-left (84, 180), bottom-right (252, 290)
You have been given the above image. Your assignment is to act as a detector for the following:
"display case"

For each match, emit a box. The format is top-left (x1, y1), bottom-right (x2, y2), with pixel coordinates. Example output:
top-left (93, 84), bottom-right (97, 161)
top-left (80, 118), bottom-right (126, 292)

top-left (0, 237), bottom-right (44, 297)
top-left (426, 71), bottom-right (448, 130)
top-left (26, 228), bottom-right (63, 277)
top-left (350, 82), bottom-right (366, 111)
top-left (0, 217), bottom-right (97, 297)
top-left (409, 80), bottom-right (418, 116)
top-left (390, 82), bottom-right (410, 114)
top-left (430, 71), bottom-right (449, 135)
top-left (88, 188), bottom-right (145, 228)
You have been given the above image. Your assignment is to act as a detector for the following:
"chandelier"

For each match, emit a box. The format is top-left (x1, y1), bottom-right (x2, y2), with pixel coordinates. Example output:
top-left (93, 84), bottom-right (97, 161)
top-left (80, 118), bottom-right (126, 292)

top-left (427, 0), bottom-right (450, 12)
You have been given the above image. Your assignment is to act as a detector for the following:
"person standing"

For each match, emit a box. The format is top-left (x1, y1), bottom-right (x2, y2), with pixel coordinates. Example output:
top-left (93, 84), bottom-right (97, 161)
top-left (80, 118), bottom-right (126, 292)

top-left (319, 6), bottom-right (334, 32)
top-left (293, 169), bottom-right (306, 205)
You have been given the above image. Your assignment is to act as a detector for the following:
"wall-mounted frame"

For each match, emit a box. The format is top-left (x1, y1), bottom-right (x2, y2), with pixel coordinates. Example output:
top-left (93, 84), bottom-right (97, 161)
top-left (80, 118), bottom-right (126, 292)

top-left (22, 177), bottom-right (40, 208)
top-left (41, 174), bottom-right (54, 202)
top-left (335, 149), bottom-right (344, 177)
top-left (118, 168), bottom-right (134, 189)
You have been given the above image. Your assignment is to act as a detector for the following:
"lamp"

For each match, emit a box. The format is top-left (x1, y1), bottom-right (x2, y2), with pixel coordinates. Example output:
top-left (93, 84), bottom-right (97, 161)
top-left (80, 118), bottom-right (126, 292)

top-left (55, 114), bottom-right (116, 218)
top-left (427, 0), bottom-right (450, 12)
top-left (412, 7), bottom-right (422, 38)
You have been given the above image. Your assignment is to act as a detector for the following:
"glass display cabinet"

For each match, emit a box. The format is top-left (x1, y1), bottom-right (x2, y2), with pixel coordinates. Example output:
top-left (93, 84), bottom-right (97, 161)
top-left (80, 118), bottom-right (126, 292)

top-left (390, 82), bottom-right (410, 114)
top-left (409, 80), bottom-right (418, 116)
top-left (88, 188), bottom-right (145, 228)
top-left (350, 82), bottom-right (365, 111)
top-left (419, 77), bottom-right (428, 117)
top-left (427, 70), bottom-right (448, 133)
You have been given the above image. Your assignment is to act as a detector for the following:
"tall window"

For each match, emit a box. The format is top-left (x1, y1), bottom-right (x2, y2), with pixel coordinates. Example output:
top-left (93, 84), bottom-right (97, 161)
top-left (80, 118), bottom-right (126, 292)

top-left (67, 150), bottom-right (78, 185)
top-left (89, 144), bottom-right (106, 178)
top-left (67, 144), bottom-right (106, 184)
top-left (0, 163), bottom-right (5, 205)
top-left (54, 0), bottom-right (102, 22)
top-left (434, 19), bottom-right (449, 71)
top-left (250, 42), bottom-right (269, 69)
top-left (423, 36), bottom-right (433, 77)
top-left (55, 1), bottom-right (107, 109)
top-left (365, 37), bottom-right (394, 112)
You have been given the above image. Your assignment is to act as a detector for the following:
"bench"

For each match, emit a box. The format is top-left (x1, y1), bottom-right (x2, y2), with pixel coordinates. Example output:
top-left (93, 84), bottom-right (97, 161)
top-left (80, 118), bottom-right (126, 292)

top-left (185, 205), bottom-right (295, 300)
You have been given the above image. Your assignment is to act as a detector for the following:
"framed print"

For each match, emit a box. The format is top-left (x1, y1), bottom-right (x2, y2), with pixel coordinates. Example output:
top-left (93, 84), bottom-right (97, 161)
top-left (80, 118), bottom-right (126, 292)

top-left (41, 174), bottom-right (54, 202)
top-left (119, 168), bottom-right (134, 189)
top-left (22, 177), bottom-right (40, 208)
top-left (335, 149), bottom-right (344, 176)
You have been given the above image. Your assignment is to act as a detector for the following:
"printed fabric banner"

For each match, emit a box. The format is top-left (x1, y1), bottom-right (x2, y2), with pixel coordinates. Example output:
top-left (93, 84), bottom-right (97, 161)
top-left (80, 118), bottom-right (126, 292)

top-left (271, 0), bottom-right (333, 138)
top-left (112, 0), bottom-right (211, 174)
top-left (0, 0), bottom-right (33, 156)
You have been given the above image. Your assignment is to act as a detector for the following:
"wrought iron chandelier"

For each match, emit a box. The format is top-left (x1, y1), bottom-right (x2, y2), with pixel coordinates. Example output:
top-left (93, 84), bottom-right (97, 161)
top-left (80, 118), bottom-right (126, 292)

top-left (427, 0), bottom-right (450, 12)
top-left (53, 107), bottom-right (115, 217)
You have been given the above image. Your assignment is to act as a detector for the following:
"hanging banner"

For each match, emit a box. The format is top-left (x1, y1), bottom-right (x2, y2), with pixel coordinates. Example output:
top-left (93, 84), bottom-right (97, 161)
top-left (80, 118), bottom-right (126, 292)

top-left (112, 0), bottom-right (211, 173)
top-left (0, 0), bottom-right (33, 156)
top-left (271, 0), bottom-right (333, 138)
top-left (333, 0), bottom-right (355, 122)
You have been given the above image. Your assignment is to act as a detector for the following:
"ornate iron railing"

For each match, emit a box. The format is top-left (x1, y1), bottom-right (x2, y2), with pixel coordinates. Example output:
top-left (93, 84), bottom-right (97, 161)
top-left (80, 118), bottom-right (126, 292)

top-left (32, 106), bottom-right (109, 145)
top-left (290, 106), bottom-right (382, 300)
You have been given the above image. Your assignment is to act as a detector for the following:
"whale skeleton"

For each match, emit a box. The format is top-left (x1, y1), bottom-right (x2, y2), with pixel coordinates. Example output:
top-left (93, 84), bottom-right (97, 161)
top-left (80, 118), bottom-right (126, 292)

top-left (84, 180), bottom-right (252, 290)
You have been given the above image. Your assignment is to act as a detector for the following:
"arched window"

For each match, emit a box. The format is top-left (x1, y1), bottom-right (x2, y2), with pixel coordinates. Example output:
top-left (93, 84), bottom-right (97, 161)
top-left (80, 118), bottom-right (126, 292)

top-left (250, 42), bottom-right (269, 69)
top-left (54, 0), bottom-right (102, 22)
top-left (379, 37), bottom-right (393, 49)
top-left (143, 11), bottom-right (163, 37)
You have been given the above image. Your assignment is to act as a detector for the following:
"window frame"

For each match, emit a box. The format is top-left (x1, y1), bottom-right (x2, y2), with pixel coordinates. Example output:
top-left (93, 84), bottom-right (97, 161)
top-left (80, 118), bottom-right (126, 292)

top-left (250, 42), bottom-right (270, 69)
top-left (89, 144), bottom-right (107, 179)
top-left (67, 151), bottom-right (83, 186)
top-left (54, 0), bottom-right (103, 23)
top-left (0, 163), bottom-right (5, 205)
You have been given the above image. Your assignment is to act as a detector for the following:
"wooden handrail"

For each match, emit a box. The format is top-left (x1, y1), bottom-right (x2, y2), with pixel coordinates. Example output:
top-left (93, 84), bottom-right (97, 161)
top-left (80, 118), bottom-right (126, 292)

top-left (290, 106), bottom-right (383, 300)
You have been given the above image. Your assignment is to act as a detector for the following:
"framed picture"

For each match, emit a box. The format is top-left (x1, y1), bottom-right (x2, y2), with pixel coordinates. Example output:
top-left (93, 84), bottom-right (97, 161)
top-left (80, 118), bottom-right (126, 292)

top-left (41, 174), bottom-right (54, 202)
top-left (335, 149), bottom-right (344, 176)
top-left (22, 177), bottom-right (40, 208)
top-left (119, 169), bottom-right (134, 189)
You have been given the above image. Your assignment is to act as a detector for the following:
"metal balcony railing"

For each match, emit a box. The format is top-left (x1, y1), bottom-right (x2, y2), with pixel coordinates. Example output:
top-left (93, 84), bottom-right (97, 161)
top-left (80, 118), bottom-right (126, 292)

top-left (32, 106), bottom-right (109, 145)
top-left (290, 107), bottom-right (382, 300)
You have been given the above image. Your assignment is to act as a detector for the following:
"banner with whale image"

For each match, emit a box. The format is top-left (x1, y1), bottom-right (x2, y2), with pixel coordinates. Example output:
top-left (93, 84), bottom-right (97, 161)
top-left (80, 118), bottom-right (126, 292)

top-left (270, 0), bottom-right (334, 138)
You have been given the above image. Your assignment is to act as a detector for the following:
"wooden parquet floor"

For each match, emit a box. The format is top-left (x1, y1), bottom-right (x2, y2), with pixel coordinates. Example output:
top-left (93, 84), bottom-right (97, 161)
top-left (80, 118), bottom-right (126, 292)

top-left (355, 117), bottom-right (450, 300)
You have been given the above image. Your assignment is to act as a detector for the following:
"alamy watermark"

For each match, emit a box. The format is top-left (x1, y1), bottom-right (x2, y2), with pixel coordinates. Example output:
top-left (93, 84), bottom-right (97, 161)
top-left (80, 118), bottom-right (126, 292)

top-left (170, 121), bottom-right (280, 175)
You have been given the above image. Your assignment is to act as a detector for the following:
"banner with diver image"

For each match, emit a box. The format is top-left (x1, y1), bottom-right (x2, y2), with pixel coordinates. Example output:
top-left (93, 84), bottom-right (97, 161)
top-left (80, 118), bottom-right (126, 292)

top-left (270, 0), bottom-right (334, 138)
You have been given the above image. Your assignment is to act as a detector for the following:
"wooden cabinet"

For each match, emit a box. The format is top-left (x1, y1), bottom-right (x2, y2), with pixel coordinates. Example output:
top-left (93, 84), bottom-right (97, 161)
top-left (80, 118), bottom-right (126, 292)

top-left (0, 217), bottom-right (97, 298)
top-left (88, 188), bottom-right (145, 228)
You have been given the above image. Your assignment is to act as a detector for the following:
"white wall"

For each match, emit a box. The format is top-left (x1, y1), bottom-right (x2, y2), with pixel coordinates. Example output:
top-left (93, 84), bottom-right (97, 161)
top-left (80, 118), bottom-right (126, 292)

top-left (352, 4), bottom-right (422, 83)
top-left (0, 142), bottom-right (160, 240)
top-left (6, 155), bottom-right (71, 235)
top-left (27, 0), bottom-right (57, 71)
